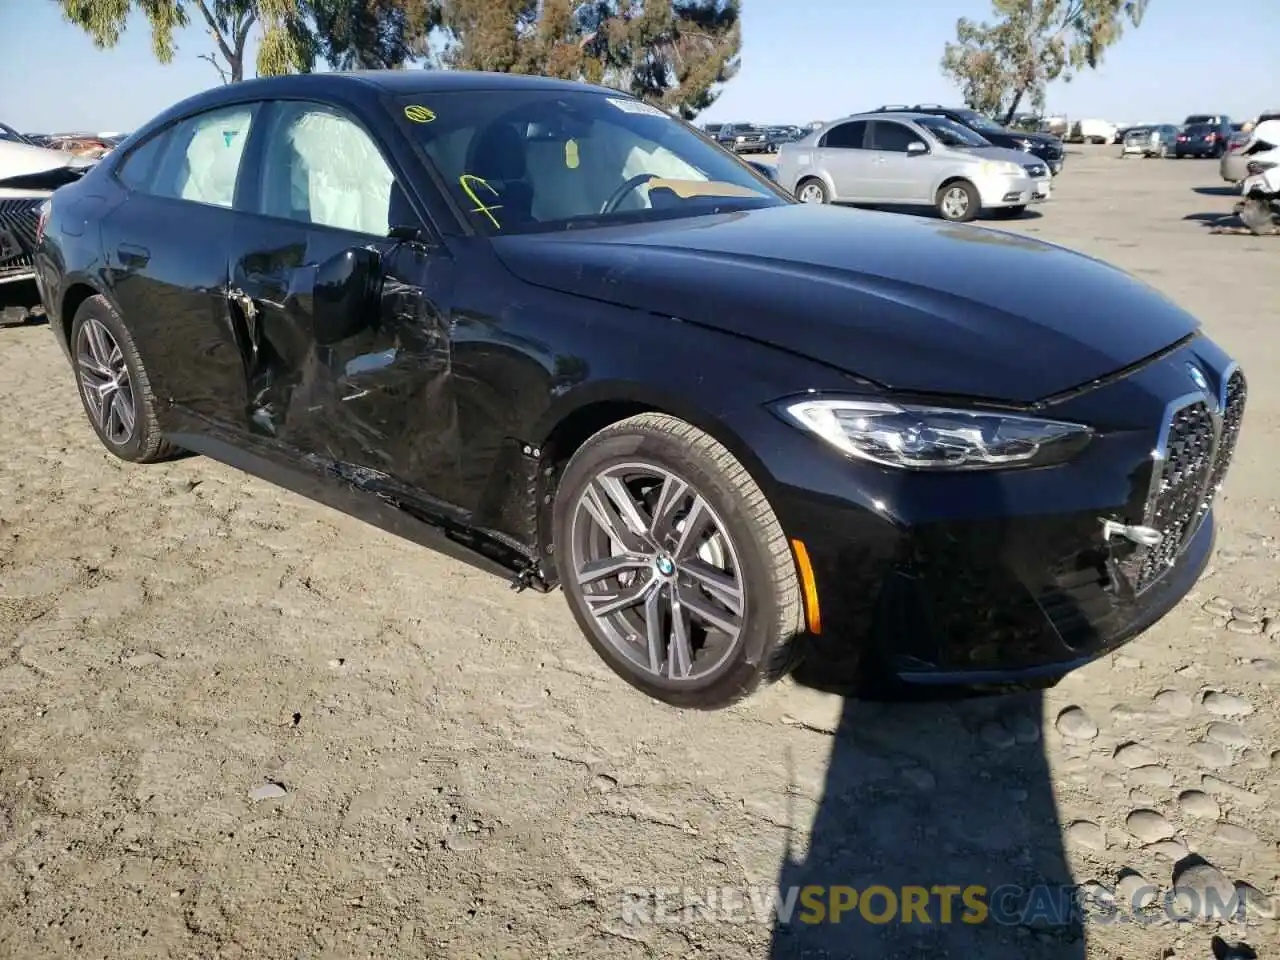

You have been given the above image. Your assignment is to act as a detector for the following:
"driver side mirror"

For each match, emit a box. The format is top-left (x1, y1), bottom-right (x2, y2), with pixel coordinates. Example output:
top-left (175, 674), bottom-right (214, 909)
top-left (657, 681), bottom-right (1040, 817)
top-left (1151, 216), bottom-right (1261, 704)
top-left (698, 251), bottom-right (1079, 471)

top-left (313, 247), bottom-right (381, 345)
top-left (907, 141), bottom-right (928, 155)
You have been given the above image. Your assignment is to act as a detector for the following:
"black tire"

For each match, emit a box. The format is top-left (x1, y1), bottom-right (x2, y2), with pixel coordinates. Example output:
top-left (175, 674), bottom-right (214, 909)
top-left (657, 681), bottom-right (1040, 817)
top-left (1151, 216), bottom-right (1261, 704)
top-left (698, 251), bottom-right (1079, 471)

top-left (69, 295), bottom-right (180, 463)
top-left (794, 177), bottom-right (829, 204)
top-left (936, 180), bottom-right (980, 222)
top-left (552, 413), bottom-right (805, 709)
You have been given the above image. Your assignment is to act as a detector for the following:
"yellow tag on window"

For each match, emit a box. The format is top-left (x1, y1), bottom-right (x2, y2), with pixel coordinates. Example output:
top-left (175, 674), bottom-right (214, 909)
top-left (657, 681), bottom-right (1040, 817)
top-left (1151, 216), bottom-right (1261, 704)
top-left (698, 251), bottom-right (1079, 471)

top-left (565, 139), bottom-right (580, 169)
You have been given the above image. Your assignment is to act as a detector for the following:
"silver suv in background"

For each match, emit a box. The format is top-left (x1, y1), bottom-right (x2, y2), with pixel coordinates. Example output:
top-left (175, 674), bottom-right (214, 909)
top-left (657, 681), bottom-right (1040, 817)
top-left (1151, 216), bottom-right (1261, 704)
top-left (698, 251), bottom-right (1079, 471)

top-left (775, 112), bottom-right (1052, 222)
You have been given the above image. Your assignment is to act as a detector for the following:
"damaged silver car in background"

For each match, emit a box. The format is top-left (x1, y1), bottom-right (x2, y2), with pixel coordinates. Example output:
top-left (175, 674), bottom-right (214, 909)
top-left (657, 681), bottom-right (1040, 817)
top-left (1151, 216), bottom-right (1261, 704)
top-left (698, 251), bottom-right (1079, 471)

top-left (1, 132), bottom-right (95, 289)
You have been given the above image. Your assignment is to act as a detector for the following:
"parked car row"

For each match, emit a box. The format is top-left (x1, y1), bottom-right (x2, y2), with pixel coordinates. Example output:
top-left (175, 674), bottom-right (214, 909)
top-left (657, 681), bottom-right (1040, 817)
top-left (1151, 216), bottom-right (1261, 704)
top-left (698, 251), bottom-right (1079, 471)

top-left (702, 122), bottom-right (807, 154)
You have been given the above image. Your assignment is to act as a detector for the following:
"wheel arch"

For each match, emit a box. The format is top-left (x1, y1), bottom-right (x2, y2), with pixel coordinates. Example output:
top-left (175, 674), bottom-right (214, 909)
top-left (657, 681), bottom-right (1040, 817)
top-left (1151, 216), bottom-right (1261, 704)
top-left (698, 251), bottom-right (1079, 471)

top-left (531, 381), bottom-right (781, 581)
top-left (935, 174), bottom-right (974, 197)
top-left (57, 275), bottom-right (117, 350)
top-left (792, 170), bottom-right (836, 199)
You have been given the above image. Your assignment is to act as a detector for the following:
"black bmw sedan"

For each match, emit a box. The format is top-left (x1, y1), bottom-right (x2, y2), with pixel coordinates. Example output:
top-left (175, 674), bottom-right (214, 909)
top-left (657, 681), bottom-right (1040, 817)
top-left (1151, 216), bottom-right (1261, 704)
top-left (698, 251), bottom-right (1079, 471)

top-left (34, 71), bottom-right (1245, 709)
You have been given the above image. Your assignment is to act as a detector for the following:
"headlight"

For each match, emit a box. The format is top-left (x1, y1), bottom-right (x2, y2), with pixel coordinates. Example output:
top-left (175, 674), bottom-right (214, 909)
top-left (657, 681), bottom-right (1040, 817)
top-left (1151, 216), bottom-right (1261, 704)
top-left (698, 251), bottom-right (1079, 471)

top-left (980, 160), bottom-right (1024, 176)
top-left (776, 398), bottom-right (1094, 471)
top-left (735, 136), bottom-right (745, 142)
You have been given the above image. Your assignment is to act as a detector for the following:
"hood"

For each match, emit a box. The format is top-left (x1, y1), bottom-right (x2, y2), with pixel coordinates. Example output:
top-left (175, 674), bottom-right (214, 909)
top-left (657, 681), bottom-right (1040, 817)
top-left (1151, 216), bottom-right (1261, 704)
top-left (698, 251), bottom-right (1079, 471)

top-left (0, 140), bottom-right (92, 193)
top-left (1016, 132), bottom-right (1061, 145)
top-left (964, 145), bottom-right (1050, 168)
top-left (491, 204), bottom-right (1199, 403)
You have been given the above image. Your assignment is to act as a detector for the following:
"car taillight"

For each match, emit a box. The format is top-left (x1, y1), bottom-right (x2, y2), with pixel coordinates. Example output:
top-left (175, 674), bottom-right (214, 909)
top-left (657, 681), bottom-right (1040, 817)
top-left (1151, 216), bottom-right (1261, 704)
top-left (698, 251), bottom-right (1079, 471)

top-left (1177, 135), bottom-right (1187, 141)
top-left (35, 200), bottom-right (51, 245)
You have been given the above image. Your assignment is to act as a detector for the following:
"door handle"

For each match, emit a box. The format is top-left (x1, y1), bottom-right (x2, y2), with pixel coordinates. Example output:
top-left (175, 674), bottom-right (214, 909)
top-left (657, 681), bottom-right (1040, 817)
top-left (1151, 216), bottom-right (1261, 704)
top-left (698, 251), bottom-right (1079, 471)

top-left (117, 243), bottom-right (150, 268)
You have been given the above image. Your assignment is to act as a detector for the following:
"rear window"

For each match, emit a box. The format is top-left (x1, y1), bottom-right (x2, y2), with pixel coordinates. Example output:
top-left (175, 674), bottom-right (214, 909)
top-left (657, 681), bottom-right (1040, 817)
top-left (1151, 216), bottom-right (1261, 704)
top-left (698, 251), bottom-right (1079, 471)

top-left (1185, 115), bottom-right (1216, 125)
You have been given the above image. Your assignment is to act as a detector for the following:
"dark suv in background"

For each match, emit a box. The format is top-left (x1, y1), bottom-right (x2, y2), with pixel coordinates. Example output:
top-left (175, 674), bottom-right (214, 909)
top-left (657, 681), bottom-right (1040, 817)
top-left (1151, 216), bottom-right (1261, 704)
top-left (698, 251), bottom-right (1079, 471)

top-left (869, 104), bottom-right (1066, 174)
top-left (1176, 116), bottom-right (1232, 158)
top-left (716, 123), bottom-right (768, 153)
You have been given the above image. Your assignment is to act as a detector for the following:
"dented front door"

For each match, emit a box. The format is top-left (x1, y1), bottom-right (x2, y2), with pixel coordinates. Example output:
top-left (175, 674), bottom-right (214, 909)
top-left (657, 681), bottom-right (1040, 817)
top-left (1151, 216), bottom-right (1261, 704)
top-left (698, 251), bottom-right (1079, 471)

top-left (224, 215), bottom-right (459, 502)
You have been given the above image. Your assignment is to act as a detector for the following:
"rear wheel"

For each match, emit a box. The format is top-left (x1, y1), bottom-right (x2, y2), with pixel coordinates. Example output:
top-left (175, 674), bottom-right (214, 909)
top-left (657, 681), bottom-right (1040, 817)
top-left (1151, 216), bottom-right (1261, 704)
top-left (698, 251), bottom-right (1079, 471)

top-left (552, 413), bottom-right (805, 709)
top-left (70, 295), bottom-right (179, 463)
top-left (936, 180), bottom-right (980, 222)
top-left (795, 178), bottom-right (829, 204)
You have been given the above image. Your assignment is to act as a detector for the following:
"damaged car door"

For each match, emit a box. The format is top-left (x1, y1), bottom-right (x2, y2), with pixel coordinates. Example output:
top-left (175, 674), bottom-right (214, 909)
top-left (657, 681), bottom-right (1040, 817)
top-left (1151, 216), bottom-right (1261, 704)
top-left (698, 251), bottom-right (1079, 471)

top-left (98, 103), bottom-right (260, 414)
top-left (225, 100), bottom-right (458, 501)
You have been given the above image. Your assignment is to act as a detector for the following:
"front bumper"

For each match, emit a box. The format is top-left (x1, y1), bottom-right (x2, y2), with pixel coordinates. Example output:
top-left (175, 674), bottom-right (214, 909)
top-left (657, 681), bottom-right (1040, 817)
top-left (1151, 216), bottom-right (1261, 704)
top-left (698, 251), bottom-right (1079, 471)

top-left (0, 196), bottom-right (43, 286)
top-left (763, 337), bottom-right (1244, 688)
top-left (975, 172), bottom-right (1051, 207)
top-left (1030, 147), bottom-right (1064, 175)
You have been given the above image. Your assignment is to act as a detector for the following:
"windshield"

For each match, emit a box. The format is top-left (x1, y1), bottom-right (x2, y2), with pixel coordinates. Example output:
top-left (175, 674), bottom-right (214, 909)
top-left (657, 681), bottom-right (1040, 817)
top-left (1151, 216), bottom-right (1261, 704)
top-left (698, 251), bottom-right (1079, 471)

top-left (394, 91), bottom-right (784, 235)
top-left (953, 110), bottom-right (1005, 134)
top-left (916, 116), bottom-right (991, 148)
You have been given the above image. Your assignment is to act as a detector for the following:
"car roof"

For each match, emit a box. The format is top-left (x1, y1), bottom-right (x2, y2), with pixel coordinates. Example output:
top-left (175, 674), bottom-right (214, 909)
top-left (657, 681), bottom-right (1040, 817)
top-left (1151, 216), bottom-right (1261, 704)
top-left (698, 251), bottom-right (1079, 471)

top-left (823, 111), bottom-right (933, 125)
top-left (246, 69), bottom-right (598, 96)
top-left (121, 70), bottom-right (631, 148)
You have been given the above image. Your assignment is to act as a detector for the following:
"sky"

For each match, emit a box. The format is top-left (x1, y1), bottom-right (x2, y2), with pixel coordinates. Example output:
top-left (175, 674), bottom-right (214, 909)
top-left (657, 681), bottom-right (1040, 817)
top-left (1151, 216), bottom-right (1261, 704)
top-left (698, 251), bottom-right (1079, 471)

top-left (1, 0), bottom-right (1277, 135)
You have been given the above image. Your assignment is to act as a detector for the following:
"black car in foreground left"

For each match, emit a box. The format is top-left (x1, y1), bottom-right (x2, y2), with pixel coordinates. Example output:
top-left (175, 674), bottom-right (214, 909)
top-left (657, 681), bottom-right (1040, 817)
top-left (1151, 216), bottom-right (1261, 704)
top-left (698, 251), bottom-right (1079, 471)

top-left (36, 71), bottom-right (1245, 709)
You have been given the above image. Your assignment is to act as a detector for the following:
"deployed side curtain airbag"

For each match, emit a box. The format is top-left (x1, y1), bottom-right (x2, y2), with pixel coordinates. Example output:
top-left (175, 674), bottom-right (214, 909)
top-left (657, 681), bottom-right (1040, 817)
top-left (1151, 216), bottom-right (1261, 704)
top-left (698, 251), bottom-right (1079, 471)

top-left (286, 111), bottom-right (393, 236)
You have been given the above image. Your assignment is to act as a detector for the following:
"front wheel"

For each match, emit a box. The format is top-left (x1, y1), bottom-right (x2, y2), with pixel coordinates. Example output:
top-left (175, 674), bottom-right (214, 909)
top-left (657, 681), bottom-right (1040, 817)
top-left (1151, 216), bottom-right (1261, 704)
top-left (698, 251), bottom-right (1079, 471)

top-left (552, 413), bottom-right (805, 709)
top-left (936, 180), bottom-right (980, 222)
top-left (795, 178), bottom-right (829, 204)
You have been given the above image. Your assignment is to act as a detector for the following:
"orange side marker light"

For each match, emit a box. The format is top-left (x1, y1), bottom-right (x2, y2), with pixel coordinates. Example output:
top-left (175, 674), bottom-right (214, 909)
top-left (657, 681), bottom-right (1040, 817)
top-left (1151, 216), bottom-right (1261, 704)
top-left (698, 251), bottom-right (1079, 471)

top-left (790, 539), bottom-right (822, 635)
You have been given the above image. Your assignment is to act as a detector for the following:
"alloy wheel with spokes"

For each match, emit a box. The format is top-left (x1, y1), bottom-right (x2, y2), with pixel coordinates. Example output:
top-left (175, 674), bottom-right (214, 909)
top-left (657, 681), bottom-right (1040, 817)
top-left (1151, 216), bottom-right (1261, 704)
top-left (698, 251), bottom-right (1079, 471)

top-left (77, 315), bottom-right (137, 447)
top-left (570, 462), bottom-right (746, 683)
top-left (553, 413), bottom-right (805, 708)
top-left (796, 180), bottom-right (827, 204)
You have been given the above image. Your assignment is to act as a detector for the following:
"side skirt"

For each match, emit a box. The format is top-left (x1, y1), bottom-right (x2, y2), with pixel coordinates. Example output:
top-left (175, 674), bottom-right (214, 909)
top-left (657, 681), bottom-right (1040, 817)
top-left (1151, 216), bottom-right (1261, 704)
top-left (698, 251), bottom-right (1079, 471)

top-left (167, 427), bottom-right (554, 594)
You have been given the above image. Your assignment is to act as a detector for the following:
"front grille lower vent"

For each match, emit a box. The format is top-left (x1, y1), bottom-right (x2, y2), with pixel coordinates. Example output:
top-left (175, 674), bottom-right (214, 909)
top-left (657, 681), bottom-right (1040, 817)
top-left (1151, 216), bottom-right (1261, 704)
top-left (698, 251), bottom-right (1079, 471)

top-left (1117, 366), bottom-right (1247, 594)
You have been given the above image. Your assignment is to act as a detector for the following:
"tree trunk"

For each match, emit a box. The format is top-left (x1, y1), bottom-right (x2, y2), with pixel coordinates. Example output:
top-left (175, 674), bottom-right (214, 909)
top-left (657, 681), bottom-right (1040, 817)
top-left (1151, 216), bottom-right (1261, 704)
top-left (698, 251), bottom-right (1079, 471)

top-left (1002, 88), bottom-right (1026, 126)
top-left (227, 50), bottom-right (244, 83)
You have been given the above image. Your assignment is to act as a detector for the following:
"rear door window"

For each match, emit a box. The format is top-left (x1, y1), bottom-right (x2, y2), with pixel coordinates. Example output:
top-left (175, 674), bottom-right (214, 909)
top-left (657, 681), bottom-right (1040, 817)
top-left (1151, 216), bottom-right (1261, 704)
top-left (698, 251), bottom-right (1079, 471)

top-left (116, 131), bottom-right (173, 191)
top-left (820, 121), bottom-right (867, 149)
top-left (150, 104), bottom-right (260, 208)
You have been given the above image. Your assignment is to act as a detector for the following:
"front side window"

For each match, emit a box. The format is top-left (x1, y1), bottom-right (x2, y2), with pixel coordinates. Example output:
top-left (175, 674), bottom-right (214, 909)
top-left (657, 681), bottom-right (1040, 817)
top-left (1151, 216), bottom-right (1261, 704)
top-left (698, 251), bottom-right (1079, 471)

top-left (869, 121), bottom-right (921, 152)
top-left (257, 102), bottom-right (395, 236)
top-left (393, 91), bottom-right (783, 235)
top-left (821, 121), bottom-right (867, 149)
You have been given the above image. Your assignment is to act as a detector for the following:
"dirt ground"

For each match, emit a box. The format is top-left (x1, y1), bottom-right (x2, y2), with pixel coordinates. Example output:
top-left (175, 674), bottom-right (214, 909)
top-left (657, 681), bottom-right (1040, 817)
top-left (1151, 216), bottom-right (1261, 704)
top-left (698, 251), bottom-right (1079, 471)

top-left (1, 146), bottom-right (1278, 960)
